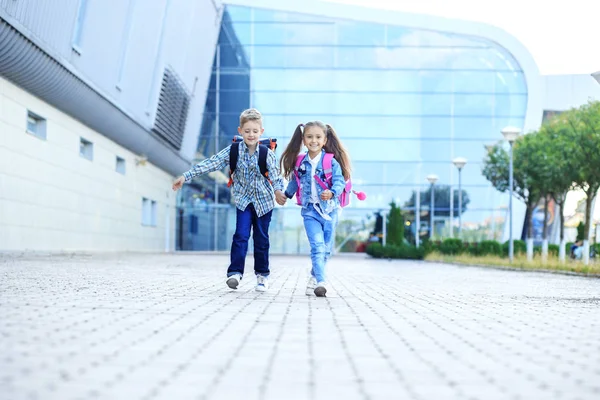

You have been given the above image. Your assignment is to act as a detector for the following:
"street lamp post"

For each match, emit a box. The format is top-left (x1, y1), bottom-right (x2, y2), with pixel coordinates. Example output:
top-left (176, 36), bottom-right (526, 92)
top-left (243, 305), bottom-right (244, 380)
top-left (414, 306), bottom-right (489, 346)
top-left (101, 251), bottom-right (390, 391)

top-left (426, 174), bottom-right (438, 240)
top-left (501, 126), bottom-right (521, 263)
top-left (452, 157), bottom-right (467, 239)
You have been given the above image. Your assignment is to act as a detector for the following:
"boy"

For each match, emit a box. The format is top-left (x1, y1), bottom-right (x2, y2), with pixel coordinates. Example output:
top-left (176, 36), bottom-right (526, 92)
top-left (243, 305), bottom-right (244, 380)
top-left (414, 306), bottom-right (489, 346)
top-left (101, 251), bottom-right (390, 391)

top-left (172, 109), bottom-right (287, 291)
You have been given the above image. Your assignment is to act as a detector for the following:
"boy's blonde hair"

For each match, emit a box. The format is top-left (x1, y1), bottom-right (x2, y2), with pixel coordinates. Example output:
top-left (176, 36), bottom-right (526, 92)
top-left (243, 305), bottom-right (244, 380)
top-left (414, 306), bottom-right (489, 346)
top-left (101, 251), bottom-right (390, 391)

top-left (239, 108), bottom-right (262, 127)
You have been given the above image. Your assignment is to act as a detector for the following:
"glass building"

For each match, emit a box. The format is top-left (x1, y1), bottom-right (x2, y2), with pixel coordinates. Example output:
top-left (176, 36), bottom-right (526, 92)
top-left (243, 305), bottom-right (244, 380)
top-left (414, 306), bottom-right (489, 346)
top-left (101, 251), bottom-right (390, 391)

top-left (181, 3), bottom-right (529, 252)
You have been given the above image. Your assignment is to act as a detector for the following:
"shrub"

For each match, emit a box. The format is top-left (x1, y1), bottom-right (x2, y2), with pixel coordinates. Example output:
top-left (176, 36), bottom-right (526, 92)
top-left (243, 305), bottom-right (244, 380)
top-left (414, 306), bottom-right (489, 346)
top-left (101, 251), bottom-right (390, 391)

top-left (383, 244), bottom-right (401, 259)
top-left (439, 238), bottom-right (464, 255)
top-left (502, 240), bottom-right (526, 256)
top-left (548, 244), bottom-right (559, 256)
top-left (366, 242), bottom-right (384, 258)
top-left (465, 242), bottom-right (481, 256)
top-left (398, 245), bottom-right (426, 260)
top-left (366, 243), bottom-right (425, 260)
top-left (479, 240), bottom-right (502, 256)
top-left (566, 242), bottom-right (574, 255)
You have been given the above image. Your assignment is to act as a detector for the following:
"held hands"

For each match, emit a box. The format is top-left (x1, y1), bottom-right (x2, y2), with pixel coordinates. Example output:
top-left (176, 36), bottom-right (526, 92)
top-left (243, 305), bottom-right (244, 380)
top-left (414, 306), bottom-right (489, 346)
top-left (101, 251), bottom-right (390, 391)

top-left (275, 190), bottom-right (287, 206)
top-left (320, 190), bottom-right (334, 201)
top-left (172, 176), bottom-right (185, 191)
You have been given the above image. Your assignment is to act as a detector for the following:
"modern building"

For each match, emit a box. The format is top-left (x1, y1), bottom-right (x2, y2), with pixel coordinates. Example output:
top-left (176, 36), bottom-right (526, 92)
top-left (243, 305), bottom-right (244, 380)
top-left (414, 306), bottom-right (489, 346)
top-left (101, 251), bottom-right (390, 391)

top-left (190, 0), bottom-right (544, 252)
top-left (0, 0), bottom-right (221, 251)
top-left (1, 0), bottom-right (595, 252)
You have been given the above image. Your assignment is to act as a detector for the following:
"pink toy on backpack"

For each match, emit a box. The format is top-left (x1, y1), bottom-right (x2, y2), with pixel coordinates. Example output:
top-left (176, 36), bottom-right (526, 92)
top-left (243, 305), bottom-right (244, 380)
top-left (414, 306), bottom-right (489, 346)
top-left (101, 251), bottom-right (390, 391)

top-left (294, 153), bottom-right (366, 207)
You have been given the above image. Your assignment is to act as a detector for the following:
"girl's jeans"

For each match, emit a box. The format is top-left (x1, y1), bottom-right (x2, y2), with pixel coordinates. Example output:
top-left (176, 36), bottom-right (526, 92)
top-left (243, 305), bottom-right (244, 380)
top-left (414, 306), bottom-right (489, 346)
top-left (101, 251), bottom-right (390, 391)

top-left (301, 203), bottom-right (339, 283)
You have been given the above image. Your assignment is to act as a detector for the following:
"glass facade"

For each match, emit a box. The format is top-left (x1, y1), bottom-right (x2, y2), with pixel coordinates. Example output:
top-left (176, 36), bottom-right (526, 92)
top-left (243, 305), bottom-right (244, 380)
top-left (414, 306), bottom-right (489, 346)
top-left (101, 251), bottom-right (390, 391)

top-left (181, 5), bottom-right (528, 252)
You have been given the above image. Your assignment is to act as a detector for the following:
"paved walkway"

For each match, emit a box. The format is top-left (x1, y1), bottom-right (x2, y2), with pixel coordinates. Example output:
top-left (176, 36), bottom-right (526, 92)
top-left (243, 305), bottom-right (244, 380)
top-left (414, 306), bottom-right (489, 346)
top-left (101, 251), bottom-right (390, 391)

top-left (1, 252), bottom-right (599, 400)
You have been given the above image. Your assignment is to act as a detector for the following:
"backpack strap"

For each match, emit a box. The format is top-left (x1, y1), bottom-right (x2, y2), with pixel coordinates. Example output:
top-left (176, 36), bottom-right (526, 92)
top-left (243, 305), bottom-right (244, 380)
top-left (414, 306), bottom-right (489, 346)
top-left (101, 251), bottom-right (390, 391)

top-left (294, 154), bottom-right (306, 205)
top-left (295, 154), bottom-right (306, 170)
top-left (228, 142), bottom-right (240, 188)
top-left (321, 153), bottom-right (334, 186)
top-left (258, 145), bottom-right (271, 184)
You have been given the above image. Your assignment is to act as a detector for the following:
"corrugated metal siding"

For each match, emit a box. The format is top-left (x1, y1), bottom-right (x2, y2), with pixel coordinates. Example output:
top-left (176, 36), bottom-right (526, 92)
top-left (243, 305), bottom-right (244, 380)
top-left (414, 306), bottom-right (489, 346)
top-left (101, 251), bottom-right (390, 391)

top-left (0, 17), bottom-right (189, 177)
top-left (152, 68), bottom-right (190, 151)
top-left (0, 0), bottom-right (79, 56)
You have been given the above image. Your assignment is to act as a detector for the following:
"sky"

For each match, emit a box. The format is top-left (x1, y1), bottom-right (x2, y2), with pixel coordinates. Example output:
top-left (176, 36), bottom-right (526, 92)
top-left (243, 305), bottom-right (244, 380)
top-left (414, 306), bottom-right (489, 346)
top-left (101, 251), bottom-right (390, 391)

top-left (325, 0), bottom-right (600, 76)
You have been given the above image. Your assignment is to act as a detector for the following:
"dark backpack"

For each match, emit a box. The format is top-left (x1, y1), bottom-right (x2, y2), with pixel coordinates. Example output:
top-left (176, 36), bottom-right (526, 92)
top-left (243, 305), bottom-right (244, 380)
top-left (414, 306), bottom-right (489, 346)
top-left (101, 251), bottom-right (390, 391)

top-left (228, 135), bottom-right (277, 187)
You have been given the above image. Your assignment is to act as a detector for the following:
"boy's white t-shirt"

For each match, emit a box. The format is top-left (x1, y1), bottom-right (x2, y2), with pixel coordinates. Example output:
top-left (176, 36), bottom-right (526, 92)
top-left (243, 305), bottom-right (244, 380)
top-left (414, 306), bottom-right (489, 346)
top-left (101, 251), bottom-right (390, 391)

top-left (308, 152), bottom-right (321, 204)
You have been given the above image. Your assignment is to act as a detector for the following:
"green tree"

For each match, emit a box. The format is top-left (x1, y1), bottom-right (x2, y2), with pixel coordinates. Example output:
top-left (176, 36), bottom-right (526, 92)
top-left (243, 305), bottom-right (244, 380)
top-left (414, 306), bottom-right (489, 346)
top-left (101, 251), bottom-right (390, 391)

top-left (482, 140), bottom-right (541, 253)
top-left (563, 101), bottom-right (600, 260)
top-left (386, 201), bottom-right (405, 246)
top-left (576, 221), bottom-right (585, 242)
top-left (517, 131), bottom-right (554, 258)
top-left (539, 118), bottom-right (578, 259)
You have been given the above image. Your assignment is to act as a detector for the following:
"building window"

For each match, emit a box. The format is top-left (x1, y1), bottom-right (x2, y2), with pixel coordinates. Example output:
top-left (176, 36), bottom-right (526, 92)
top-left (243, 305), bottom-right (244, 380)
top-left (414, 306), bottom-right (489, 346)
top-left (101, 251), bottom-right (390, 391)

top-left (26, 111), bottom-right (46, 140)
top-left (142, 197), bottom-right (157, 226)
top-left (79, 137), bottom-right (93, 161)
top-left (71, 0), bottom-right (88, 54)
top-left (116, 156), bottom-right (126, 174)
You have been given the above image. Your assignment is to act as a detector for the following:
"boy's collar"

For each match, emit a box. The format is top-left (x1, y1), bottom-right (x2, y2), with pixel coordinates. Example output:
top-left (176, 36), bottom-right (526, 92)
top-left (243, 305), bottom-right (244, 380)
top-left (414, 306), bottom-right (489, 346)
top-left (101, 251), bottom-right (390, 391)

top-left (240, 140), bottom-right (254, 153)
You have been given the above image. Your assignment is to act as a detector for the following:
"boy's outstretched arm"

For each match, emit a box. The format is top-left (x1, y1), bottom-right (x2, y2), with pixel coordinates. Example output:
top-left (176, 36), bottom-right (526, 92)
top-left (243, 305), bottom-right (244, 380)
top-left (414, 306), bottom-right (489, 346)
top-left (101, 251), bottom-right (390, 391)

top-left (172, 146), bottom-right (230, 191)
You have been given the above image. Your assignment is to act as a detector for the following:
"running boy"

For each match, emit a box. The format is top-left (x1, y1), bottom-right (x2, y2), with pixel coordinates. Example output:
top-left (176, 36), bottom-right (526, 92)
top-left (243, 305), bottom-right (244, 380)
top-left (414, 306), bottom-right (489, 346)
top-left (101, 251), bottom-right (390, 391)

top-left (172, 108), bottom-right (286, 292)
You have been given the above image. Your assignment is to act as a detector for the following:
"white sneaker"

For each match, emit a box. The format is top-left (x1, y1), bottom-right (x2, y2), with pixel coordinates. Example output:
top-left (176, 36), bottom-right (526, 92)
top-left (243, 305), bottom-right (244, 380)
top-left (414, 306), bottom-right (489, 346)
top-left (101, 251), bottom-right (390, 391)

top-left (306, 276), bottom-right (317, 296)
top-left (314, 282), bottom-right (327, 297)
top-left (226, 274), bottom-right (242, 289)
top-left (255, 275), bottom-right (269, 292)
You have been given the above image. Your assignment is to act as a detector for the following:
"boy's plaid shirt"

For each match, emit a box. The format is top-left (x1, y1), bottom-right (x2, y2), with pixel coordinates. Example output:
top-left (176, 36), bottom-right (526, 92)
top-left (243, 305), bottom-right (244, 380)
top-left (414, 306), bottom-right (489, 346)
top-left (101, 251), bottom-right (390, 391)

top-left (183, 141), bottom-right (284, 217)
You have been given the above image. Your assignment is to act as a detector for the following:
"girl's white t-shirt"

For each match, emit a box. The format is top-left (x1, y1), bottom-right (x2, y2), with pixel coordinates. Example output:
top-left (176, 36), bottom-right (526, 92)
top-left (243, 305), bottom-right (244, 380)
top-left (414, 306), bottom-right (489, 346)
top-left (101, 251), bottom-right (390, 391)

top-left (308, 152), bottom-right (321, 204)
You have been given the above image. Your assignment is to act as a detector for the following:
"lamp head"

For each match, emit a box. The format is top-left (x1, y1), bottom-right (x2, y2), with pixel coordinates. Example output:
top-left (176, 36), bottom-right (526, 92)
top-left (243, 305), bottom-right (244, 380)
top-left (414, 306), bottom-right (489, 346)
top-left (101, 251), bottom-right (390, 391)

top-left (501, 126), bottom-right (521, 143)
top-left (452, 157), bottom-right (467, 170)
top-left (426, 174), bottom-right (439, 185)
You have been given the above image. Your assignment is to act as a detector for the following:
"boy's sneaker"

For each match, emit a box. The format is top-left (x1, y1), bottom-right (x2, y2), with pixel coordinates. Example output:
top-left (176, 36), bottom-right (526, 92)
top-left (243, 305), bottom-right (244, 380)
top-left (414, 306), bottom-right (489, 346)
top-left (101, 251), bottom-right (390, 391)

top-left (314, 282), bottom-right (327, 297)
top-left (306, 276), bottom-right (317, 296)
top-left (255, 275), bottom-right (269, 292)
top-left (226, 274), bottom-right (242, 289)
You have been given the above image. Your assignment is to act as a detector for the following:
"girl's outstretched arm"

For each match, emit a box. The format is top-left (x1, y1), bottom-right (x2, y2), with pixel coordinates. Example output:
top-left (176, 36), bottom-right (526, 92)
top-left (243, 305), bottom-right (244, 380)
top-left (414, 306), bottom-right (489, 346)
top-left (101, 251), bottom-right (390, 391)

top-left (284, 177), bottom-right (299, 199)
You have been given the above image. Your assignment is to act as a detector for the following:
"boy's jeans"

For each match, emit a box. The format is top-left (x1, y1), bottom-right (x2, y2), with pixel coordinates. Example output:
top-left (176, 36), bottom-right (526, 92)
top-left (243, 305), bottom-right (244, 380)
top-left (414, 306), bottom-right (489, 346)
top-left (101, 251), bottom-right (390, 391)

top-left (227, 203), bottom-right (272, 278)
top-left (301, 203), bottom-right (339, 283)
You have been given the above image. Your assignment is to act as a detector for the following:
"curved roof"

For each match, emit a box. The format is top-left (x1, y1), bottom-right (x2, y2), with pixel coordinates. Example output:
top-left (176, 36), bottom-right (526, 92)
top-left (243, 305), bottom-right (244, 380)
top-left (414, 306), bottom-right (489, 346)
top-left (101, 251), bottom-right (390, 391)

top-left (224, 0), bottom-right (543, 133)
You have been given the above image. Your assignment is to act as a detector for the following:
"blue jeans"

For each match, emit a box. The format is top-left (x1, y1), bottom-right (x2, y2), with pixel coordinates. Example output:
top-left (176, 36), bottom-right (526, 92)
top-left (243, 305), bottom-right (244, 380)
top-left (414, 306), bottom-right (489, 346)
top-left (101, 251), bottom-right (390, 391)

top-left (227, 204), bottom-right (272, 278)
top-left (301, 203), bottom-right (338, 283)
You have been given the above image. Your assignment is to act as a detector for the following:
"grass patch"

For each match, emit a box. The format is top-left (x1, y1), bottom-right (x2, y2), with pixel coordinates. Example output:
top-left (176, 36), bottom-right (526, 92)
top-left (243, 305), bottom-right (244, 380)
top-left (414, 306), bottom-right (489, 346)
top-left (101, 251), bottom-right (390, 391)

top-left (425, 252), bottom-right (600, 276)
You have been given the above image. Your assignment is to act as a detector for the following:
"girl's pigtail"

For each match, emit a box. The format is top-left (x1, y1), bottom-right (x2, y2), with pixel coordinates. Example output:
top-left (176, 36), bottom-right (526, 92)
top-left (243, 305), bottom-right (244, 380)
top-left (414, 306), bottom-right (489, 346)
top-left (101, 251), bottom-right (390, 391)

top-left (280, 123), bottom-right (305, 179)
top-left (324, 124), bottom-right (351, 180)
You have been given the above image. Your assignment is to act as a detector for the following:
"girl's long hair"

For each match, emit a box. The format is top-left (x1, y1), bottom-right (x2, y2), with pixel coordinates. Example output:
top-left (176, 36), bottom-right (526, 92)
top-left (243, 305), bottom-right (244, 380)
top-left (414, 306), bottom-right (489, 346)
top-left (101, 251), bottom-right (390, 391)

top-left (324, 123), bottom-right (351, 180)
top-left (280, 121), bottom-right (351, 180)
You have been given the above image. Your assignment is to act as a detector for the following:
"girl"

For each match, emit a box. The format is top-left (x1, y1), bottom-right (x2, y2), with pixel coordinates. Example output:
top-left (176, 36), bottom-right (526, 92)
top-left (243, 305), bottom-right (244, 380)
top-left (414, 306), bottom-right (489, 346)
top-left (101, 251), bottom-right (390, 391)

top-left (278, 121), bottom-right (351, 297)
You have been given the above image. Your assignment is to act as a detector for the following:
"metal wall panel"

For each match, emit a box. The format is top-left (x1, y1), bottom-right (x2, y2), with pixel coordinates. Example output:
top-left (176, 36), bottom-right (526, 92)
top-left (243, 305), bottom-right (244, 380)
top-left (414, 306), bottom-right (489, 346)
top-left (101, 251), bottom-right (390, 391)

top-left (0, 0), bottom-right (79, 56)
top-left (0, 17), bottom-right (189, 176)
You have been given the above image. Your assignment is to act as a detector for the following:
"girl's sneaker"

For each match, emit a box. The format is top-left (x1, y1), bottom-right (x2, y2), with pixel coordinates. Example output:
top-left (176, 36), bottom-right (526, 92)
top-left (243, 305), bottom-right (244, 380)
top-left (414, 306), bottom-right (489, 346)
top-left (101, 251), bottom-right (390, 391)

top-left (255, 275), bottom-right (269, 292)
top-left (314, 282), bottom-right (327, 297)
top-left (306, 276), bottom-right (317, 296)
top-left (226, 274), bottom-right (242, 289)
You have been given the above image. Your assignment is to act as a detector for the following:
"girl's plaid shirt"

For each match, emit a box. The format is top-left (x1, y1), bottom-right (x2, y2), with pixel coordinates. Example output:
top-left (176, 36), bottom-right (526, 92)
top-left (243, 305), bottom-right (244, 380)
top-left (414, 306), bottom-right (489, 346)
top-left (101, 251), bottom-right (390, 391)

top-left (183, 141), bottom-right (284, 217)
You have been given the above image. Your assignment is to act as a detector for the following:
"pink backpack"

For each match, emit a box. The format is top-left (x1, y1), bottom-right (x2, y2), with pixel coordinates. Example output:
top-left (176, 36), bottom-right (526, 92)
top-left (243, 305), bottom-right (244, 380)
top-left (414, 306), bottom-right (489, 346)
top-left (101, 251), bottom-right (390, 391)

top-left (294, 153), bottom-right (365, 207)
